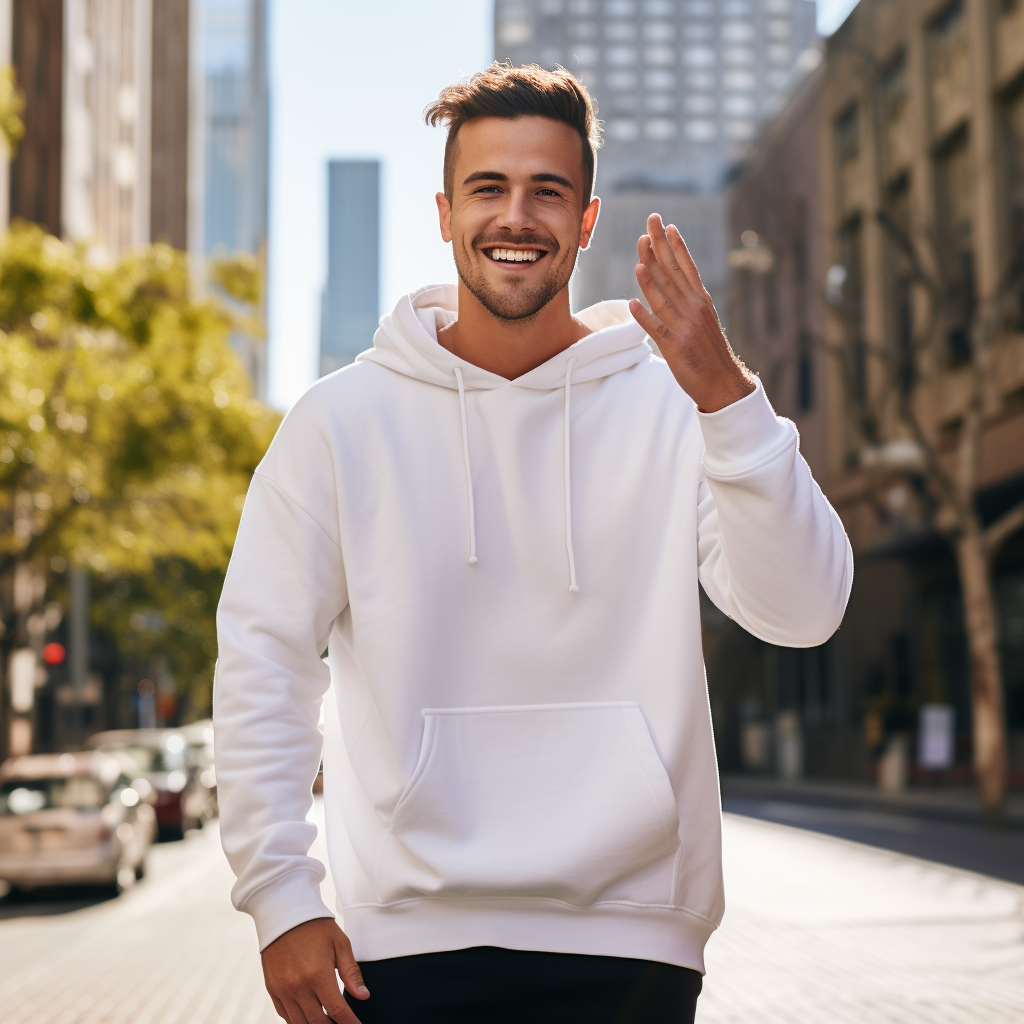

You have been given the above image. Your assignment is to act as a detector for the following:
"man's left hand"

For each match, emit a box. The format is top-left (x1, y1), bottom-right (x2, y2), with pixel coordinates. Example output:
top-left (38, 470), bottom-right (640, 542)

top-left (629, 213), bottom-right (756, 413)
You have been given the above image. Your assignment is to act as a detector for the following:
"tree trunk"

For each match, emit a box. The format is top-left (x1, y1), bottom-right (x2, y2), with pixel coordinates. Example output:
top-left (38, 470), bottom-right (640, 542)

top-left (954, 522), bottom-right (1007, 814)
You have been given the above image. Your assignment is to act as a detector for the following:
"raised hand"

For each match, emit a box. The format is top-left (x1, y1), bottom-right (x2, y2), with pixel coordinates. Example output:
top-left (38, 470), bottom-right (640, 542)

top-left (261, 917), bottom-right (369, 1023)
top-left (629, 213), bottom-right (756, 413)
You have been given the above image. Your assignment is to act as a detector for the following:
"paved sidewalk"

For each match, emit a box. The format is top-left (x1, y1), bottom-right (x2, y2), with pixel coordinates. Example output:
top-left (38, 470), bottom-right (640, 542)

top-left (2, 807), bottom-right (1021, 1022)
top-left (0, 826), bottom-right (280, 1024)
top-left (698, 812), bottom-right (1024, 1023)
top-left (721, 773), bottom-right (1024, 827)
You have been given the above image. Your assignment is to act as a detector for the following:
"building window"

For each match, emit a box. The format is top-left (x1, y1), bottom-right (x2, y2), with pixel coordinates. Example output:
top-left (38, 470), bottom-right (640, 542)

top-left (686, 119), bottom-right (717, 141)
top-left (645, 118), bottom-right (677, 139)
top-left (721, 20), bottom-right (755, 43)
top-left (1000, 80), bottom-right (1024, 324)
top-left (605, 21), bottom-right (638, 40)
top-left (643, 21), bottom-right (675, 41)
top-left (933, 126), bottom-right (974, 365)
top-left (884, 174), bottom-right (915, 396)
top-left (881, 50), bottom-right (908, 124)
top-left (834, 102), bottom-right (860, 213)
top-left (835, 215), bottom-right (866, 405)
top-left (606, 46), bottom-right (638, 65)
top-left (607, 70), bottom-right (639, 89)
top-left (644, 69), bottom-right (676, 89)
top-left (723, 70), bottom-right (756, 91)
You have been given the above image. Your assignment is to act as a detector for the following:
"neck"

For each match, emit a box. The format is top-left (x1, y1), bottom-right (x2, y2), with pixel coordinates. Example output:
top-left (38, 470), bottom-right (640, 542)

top-left (438, 280), bottom-right (592, 380)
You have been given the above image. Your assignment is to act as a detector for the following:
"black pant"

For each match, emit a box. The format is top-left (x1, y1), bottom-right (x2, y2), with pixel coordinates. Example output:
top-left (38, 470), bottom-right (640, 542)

top-left (344, 945), bottom-right (702, 1023)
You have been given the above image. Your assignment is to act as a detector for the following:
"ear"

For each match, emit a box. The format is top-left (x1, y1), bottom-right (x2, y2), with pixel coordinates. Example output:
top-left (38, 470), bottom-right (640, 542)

top-left (578, 196), bottom-right (601, 251)
top-left (436, 192), bottom-right (453, 243)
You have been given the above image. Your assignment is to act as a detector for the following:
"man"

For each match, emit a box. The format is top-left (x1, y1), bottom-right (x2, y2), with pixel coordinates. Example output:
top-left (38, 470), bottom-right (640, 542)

top-left (215, 64), bottom-right (852, 1024)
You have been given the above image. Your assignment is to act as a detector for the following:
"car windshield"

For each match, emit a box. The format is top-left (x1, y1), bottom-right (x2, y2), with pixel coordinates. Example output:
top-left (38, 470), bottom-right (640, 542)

top-left (100, 745), bottom-right (168, 773)
top-left (0, 777), bottom-right (108, 814)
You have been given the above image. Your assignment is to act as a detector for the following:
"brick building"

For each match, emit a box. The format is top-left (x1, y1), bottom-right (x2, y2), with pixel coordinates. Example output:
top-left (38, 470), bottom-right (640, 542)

top-left (717, 0), bottom-right (1024, 790)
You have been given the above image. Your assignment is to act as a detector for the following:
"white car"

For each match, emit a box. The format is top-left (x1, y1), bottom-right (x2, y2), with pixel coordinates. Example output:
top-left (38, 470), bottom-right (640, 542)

top-left (0, 751), bottom-right (156, 895)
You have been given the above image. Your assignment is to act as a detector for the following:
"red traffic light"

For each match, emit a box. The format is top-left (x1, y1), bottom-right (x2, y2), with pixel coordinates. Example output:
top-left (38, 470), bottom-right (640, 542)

top-left (43, 642), bottom-right (66, 666)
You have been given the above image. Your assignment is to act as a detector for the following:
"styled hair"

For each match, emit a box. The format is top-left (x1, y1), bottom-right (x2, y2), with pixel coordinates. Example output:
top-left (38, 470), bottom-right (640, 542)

top-left (425, 61), bottom-right (602, 207)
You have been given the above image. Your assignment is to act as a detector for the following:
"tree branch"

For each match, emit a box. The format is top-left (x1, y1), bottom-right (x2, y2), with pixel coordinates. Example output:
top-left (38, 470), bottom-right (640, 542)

top-left (984, 497), bottom-right (1024, 560)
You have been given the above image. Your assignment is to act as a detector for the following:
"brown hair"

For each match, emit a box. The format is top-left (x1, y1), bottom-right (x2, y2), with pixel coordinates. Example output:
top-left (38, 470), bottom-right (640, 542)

top-left (425, 61), bottom-right (602, 207)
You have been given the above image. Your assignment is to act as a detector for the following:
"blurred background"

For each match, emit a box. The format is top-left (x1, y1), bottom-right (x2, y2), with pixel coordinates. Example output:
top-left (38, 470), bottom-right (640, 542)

top-left (1, 1), bottom-right (1024, 1022)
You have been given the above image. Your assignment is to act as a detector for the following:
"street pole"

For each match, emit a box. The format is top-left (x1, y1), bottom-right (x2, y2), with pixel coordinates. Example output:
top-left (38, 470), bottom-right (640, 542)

top-left (69, 565), bottom-right (89, 749)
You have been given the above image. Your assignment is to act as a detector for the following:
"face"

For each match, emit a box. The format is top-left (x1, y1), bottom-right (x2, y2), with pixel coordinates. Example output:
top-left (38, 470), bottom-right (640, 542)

top-left (436, 115), bottom-right (600, 322)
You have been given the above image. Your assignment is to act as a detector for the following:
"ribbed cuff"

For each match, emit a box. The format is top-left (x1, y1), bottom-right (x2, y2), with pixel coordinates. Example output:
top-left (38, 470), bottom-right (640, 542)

top-left (696, 379), bottom-right (796, 480)
top-left (243, 869), bottom-right (336, 951)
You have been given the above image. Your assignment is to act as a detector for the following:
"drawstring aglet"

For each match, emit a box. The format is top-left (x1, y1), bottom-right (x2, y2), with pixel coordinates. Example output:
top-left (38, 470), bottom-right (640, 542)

top-left (468, 556), bottom-right (478, 565)
top-left (569, 584), bottom-right (579, 594)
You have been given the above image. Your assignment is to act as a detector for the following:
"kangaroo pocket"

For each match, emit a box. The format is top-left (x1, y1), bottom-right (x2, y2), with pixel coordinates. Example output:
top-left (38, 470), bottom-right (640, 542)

top-left (374, 702), bottom-right (681, 908)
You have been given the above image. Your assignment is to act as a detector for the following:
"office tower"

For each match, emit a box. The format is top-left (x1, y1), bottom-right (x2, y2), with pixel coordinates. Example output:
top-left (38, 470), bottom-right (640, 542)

top-left (196, 0), bottom-right (268, 260)
top-left (494, 0), bottom-right (819, 314)
top-left (196, 0), bottom-right (270, 398)
top-left (319, 160), bottom-right (380, 377)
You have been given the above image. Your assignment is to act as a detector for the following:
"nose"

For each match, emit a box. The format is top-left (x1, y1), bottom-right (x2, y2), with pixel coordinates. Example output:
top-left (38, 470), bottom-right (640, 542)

top-left (494, 187), bottom-right (539, 235)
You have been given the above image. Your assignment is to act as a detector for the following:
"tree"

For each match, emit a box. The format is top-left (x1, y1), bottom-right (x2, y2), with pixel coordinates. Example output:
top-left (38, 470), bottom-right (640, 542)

top-left (0, 223), bottom-right (280, 729)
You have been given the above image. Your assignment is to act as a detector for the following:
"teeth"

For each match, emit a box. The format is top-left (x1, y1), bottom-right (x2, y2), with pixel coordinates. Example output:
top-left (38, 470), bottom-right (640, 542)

top-left (489, 249), bottom-right (540, 262)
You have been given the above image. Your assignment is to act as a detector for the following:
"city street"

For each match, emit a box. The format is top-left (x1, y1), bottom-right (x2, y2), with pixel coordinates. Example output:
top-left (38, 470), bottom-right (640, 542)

top-left (1, 807), bottom-right (1022, 1023)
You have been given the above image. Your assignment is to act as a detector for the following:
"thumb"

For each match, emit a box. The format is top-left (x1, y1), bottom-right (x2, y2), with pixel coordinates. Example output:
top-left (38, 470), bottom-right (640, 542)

top-left (334, 932), bottom-right (370, 1000)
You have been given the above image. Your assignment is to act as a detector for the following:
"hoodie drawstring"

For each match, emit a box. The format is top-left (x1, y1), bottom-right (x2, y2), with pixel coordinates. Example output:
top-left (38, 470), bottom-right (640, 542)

top-left (564, 357), bottom-right (579, 594)
top-left (453, 366), bottom-right (478, 565)
top-left (452, 360), bottom-right (579, 593)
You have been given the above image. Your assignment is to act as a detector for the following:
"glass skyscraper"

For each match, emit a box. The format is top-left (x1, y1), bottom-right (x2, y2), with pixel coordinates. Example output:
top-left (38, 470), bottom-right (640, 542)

top-left (495, 0), bottom-right (819, 313)
top-left (319, 160), bottom-right (381, 377)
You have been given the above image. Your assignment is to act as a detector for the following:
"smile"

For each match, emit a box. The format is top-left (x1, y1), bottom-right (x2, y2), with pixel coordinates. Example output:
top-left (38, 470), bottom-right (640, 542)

top-left (485, 248), bottom-right (544, 263)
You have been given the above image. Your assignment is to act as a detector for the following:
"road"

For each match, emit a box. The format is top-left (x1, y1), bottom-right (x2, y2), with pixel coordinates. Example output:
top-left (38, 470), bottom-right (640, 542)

top-left (0, 806), bottom-right (1022, 1023)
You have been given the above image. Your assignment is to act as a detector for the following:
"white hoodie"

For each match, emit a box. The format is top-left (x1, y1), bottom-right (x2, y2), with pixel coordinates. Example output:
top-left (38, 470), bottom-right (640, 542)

top-left (214, 283), bottom-right (852, 974)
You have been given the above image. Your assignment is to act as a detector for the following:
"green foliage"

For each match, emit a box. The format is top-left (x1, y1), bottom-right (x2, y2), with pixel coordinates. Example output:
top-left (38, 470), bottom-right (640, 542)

top-left (0, 223), bottom-right (280, 704)
top-left (0, 67), bottom-right (24, 157)
top-left (208, 248), bottom-right (263, 308)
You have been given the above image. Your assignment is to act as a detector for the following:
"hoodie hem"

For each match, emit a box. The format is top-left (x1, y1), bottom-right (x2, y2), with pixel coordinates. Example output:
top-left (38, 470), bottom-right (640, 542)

top-left (341, 899), bottom-right (715, 975)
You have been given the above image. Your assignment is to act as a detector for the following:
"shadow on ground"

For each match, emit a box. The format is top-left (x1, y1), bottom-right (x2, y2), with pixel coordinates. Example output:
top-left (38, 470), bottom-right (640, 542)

top-left (724, 797), bottom-right (1024, 886)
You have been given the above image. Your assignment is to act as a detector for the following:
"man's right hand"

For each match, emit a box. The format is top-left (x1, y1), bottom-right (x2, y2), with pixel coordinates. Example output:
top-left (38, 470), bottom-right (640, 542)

top-left (261, 917), bottom-right (370, 1023)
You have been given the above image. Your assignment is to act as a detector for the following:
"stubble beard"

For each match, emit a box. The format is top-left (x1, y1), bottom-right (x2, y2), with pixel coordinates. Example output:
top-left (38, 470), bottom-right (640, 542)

top-left (453, 235), bottom-right (577, 323)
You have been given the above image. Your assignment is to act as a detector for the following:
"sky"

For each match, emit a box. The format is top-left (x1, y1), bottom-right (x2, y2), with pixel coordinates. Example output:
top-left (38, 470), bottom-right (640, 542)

top-left (267, 0), bottom-right (861, 410)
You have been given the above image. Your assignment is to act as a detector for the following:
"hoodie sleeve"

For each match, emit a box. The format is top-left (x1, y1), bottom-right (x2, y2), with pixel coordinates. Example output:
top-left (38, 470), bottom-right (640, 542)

top-left (214, 408), bottom-right (348, 950)
top-left (695, 380), bottom-right (853, 648)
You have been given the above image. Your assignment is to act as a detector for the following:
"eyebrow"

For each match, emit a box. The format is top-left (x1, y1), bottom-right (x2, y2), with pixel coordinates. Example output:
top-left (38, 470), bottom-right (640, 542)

top-left (462, 171), bottom-right (577, 191)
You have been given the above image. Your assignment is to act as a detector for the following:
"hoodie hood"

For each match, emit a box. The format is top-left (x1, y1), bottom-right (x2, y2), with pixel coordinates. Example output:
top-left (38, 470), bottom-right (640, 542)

top-left (356, 283), bottom-right (651, 390)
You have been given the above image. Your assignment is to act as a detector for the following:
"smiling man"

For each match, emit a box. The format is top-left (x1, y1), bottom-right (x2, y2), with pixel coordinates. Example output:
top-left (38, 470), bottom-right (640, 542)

top-left (214, 64), bottom-right (853, 1024)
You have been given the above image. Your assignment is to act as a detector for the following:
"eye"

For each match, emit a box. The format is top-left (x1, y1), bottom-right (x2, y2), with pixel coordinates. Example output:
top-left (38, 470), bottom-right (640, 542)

top-left (473, 185), bottom-right (502, 194)
top-left (537, 188), bottom-right (562, 197)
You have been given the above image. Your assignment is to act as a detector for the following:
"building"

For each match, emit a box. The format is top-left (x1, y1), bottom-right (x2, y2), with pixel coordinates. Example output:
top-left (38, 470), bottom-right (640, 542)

top-left (4, 0), bottom-right (269, 396)
top-left (494, 0), bottom-right (819, 315)
top-left (720, 0), bottom-right (1024, 792)
top-left (319, 159), bottom-right (380, 377)
top-left (195, 0), bottom-right (268, 260)
top-left (193, 0), bottom-right (270, 399)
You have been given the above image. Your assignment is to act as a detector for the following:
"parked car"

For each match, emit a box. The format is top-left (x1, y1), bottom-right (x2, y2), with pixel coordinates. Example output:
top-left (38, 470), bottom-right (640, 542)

top-left (0, 751), bottom-right (155, 895)
top-left (179, 719), bottom-right (217, 819)
top-left (87, 728), bottom-right (215, 840)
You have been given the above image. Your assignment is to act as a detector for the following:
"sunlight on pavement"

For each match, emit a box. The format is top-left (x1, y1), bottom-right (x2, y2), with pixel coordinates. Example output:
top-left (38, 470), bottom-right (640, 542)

top-left (0, 825), bottom-right (279, 1024)
top-left (698, 814), bottom-right (1024, 1023)
top-left (2, 809), bottom-right (1023, 1022)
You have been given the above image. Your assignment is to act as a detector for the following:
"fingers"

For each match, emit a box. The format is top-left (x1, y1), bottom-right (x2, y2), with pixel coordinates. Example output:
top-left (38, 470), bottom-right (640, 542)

top-left (334, 932), bottom-right (370, 1000)
top-left (313, 978), bottom-right (364, 1024)
top-left (628, 296), bottom-right (675, 350)
top-left (664, 223), bottom-right (706, 293)
top-left (640, 214), bottom-right (705, 296)
top-left (645, 212), bottom-right (686, 280)
top-left (636, 238), bottom-right (686, 322)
